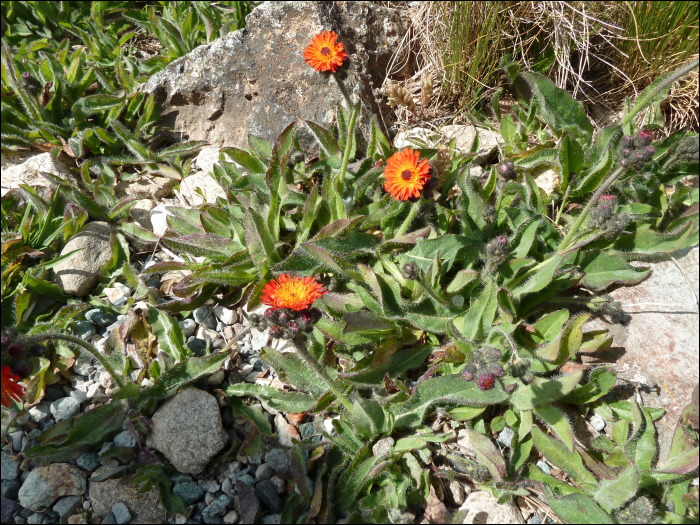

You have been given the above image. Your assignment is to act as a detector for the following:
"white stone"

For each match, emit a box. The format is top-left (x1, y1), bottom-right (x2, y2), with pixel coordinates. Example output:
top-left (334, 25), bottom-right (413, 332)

top-left (86, 383), bottom-right (101, 399)
top-left (393, 127), bottom-right (435, 150)
top-left (150, 205), bottom-right (174, 237)
top-left (441, 124), bottom-right (477, 154)
top-left (1, 153), bottom-right (75, 197)
top-left (130, 199), bottom-right (157, 230)
top-left (274, 413), bottom-right (300, 447)
top-left (458, 490), bottom-right (525, 524)
top-left (223, 510), bottom-right (239, 524)
top-left (197, 326), bottom-right (221, 341)
top-left (214, 305), bottom-right (238, 325)
top-left (133, 301), bottom-right (149, 315)
top-left (195, 146), bottom-right (222, 175)
top-left (104, 286), bottom-right (130, 304)
top-left (589, 415), bottom-right (606, 432)
top-left (179, 171), bottom-right (227, 206)
top-left (533, 168), bottom-right (560, 196)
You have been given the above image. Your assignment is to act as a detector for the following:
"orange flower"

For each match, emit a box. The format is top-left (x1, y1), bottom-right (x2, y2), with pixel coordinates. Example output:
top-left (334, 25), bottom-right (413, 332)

top-left (383, 149), bottom-right (431, 201)
top-left (1, 366), bottom-right (23, 408)
top-left (260, 274), bottom-right (327, 311)
top-left (303, 31), bottom-right (347, 73)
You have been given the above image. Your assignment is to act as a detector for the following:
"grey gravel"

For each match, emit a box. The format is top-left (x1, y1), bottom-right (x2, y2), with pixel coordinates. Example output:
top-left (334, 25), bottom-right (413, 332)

top-left (255, 480), bottom-right (282, 512)
top-left (1, 479), bottom-right (20, 499)
top-left (113, 431), bottom-right (137, 448)
top-left (203, 494), bottom-right (230, 518)
top-left (112, 502), bottom-right (131, 524)
top-left (173, 482), bottom-right (204, 506)
top-left (76, 452), bottom-right (100, 472)
top-left (53, 496), bottom-right (82, 522)
top-left (193, 306), bottom-right (212, 324)
top-left (9, 431), bottom-right (23, 453)
top-left (536, 460), bottom-right (551, 475)
top-left (186, 337), bottom-right (207, 356)
top-left (589, 415), bottom-right (606, 432)
top-left (50, 397), bottom-right (80, 420)
top-left (179, 319), bottom-right (196, 337)
top-left (2, 451), bottom-right (21, 480)
top-left (28, 402), bottom-right (51, 423)
top-left (237, 474), bottom-right (254, 486)
top-left (263, 449), bottom-right (290, 474)
top-left (73, 320), bottom-right (96, 340)
top-left (85, 309), bottom-right (118, 327)
top-left (497, 427), bottom-right (514, 448)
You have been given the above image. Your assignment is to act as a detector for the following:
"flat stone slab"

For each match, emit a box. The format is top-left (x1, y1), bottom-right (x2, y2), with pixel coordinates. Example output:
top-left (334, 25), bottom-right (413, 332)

top-left (583, 247), bottom-right (699, 464)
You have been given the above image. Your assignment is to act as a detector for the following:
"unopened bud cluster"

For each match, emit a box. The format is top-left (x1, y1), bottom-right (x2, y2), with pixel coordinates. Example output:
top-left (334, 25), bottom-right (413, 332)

top-left (21, 72), bottom-right (41, 94)
top-left (615, 496), bottom-right (657, 524)
top-left (484, 235), bottom-right (509, 272)
top-left (676, 135), bottom-right (699, 163)
top-left (482, 205), bottom-right (497, 224)
top-left (509, 356), bottom-right (534, 384)
top-left (401, 262), bottom-right (421, 281)
top-left (249, 308), bottom-right (322, 346)
top-left (587, 295), bottom-right (623, 319)
top-left (589, 195), bottom-right (628, 239)
top-left (497, 161), bottom-right (516, 180)
top-left (462, 347), bottom-right (504, 390)
top-left (619, 131), bottom-right (655, 171)
top-left (1, 328), bottom-right (45, 380)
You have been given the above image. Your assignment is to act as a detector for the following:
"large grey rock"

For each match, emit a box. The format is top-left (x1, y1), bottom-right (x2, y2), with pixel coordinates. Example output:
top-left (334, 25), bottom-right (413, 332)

top-left (142, 1), bottom-right (406, 151)
top-left (52, 222), bottom-right (114, 296)
top-left (50, 397), bottom-right (80, 420)
top-left (146, 387), bottom-right (228, 474)
top-left (458, 490), bottom-right (524, 524)
top-left (582, 247), bottom-right (699, 465)
top-left (18, 464), bottom-right (86, 510)
top-left (89, 466), bottom-right (166, 523)
top-left (1, 153), bottom-right (81, 198)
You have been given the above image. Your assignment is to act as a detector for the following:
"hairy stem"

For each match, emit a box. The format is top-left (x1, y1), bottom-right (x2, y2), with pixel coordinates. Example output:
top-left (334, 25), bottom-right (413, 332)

top-left (554, 182), bottom-right (571, 226)
top-left (558, 166), bottom-right (624, 253)
top-left (335, 97), bottom-right (359, 220)
top-left (294, 343), bottom-right (353, 412)
top-left (395, 200), bottom-right (420, 237)
top-left (25, 333), bottom-right (127, 390)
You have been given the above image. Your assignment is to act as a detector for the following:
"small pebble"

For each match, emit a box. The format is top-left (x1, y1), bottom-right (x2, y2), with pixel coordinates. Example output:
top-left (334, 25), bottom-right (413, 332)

top-left (222, 511), bottom-right (238, 524)
top-left (536, 460), bottom-right (551, 475)
top-left (193, 306), bottom-right (213, 324)
top-left (85, 309), bottom-right (117, 327)
top-left (113, 430), bottom-right (137, 448)
top-left (589, 415), bottom-right (605, 432)
top-left (73, 320), bottom-right (96, 340)
top-left (50, 397), bottom-right (80, 420)
top-left (179, 319), bottom-right (196, 338)
top-left (213, 306), bottom-right (238, 325)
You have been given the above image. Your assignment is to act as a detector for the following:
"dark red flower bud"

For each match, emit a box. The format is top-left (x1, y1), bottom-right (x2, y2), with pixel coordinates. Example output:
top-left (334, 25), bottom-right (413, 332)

top-left (642, 145), bottom-right (655, 161)
top-left (635, 129), bottom-right (653, 148)
top-left (308, 308), bottom-right (322, 323)
top-left (29, 344), bottom-right (46, 357)
top-left (269, 326), bottom-right (284, 339)
top-left (278, 311), bottom-right (291, 326)
top-left (497, 161), bottom-right (516, 180)
top-left (477, 373), bottom-right (495, 390)
top-left (8, 343), bottom-right (23, 358)
top-left (621, 135), bottom-right (635, 148)
top-left (288, 321), bottom-right (299, 337)
top-left (489, 364), bottom-right (505, 378)
top-left (620, 148), bottom-right (632, 158)
top-left (496, 235), bottom-right (508, 247)
top-left (12, 362), bottom-right (31, 379)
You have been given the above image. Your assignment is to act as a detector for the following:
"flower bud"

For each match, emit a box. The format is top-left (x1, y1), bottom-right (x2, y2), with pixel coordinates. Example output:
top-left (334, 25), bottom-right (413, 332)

top-left (497, 161), bottom-right (516, 180)
top-left (29, 344), bottom-right (46, 357)
top-left (7, 343), bottom-right (23, 358)
top-left (288, 321), bottom-right (299, 337)
top-left (642, 145), bottom-right (655, 161)
top-left (522, 371), bottom-right (535, 384)
top-left (620, 148), bottom-right (632, 158)
top-left (489, 363), bottom-right (505, 378)
top-left (620, 158), bottom-right (630, 168)
top-left (495, 235), bottom-right (508, 248)
top-left (269, 326), bottom-right (284, 339)
top-left (12, 362), bottom-right (31, 379)
top-left (264, 309), bottom-right (278, 323)
top-left (477, 372), bottom-right (496, 390)
top-left (621, 135), bottom-right (635, 148)
top-left (401, 262), bottom-right (421, 281)
top-left (308, 308), bottom-right (322, 324)
top-left (462, 367), bottom-right (475, 381)
top-left (293, 333), bottom-right (308, 345)
top-left (482, 205), bottom-right (496, 224)
top-left (634, 129), bottom-right (653, 148)
top-left (278, 311), bottom-right (291, 327)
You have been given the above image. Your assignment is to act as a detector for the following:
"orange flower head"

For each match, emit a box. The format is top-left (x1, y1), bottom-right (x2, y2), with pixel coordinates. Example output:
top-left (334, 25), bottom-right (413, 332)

top-left (1, 365), bottom-right (23, 408)
top-left (383, 149), bottom-right (431, 201)
top-left (260, 274), bottom-right (327, 311)
top-left (303, 31), bottom-right (347, 73)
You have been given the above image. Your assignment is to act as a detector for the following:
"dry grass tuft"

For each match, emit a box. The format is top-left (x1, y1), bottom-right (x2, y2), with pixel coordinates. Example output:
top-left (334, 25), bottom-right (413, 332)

top-left (382, 1), bottom-right (698, 136)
